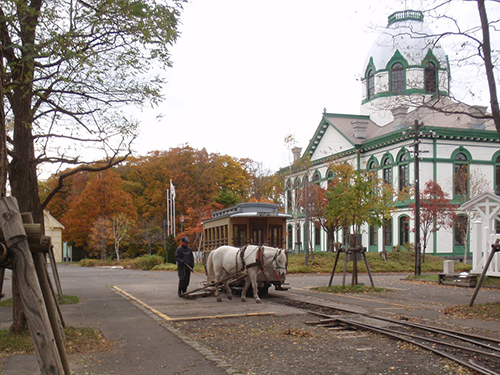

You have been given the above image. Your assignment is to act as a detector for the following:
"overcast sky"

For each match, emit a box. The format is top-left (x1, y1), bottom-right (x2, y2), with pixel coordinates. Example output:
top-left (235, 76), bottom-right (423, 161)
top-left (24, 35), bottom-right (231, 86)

top-left (133, 0), bottom-right (492, 173)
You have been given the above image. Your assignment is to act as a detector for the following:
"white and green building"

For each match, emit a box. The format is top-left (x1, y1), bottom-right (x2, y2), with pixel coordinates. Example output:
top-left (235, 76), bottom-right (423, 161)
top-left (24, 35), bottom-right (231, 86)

top-left (285, 10), bottom-right (500, 259)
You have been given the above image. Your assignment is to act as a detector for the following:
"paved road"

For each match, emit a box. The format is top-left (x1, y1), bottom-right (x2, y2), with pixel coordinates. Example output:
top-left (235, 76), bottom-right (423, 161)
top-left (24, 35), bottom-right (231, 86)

top-left (0, 265), bottom-right (498, 374)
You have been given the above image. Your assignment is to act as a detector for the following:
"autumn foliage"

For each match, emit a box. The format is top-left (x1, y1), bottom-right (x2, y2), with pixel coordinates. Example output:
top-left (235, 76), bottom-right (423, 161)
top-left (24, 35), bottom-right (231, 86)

top-left (410, 180), bottom-right (457, 257)
top-left (41, 146), bottom-right (281, 259)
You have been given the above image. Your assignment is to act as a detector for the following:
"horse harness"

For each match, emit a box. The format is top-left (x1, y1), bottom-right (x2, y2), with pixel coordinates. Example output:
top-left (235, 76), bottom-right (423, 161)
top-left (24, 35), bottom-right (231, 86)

top-left (236, 245), bottom-right (265, 271)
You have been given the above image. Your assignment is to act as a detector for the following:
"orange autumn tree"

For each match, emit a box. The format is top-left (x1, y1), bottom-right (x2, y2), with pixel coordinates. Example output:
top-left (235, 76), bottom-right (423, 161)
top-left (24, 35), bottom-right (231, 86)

top-left (118, 147), bottom-right (225, 250)
top-left (118, 147), bottom-right (257, 246)
top-left (62, 169), bottom-right (136, 258)
top-left (44, 145), bottom-right (275, 257)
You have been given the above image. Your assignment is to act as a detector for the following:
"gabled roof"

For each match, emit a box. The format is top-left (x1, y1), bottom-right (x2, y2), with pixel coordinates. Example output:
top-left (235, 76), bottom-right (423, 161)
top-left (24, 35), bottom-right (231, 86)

top-left (305, 113), bottom-right (380, 158)
top-left (460, 190), bottom-right (500, 223)
top-left (302, 98), bottom-right (498, 164)
top-left (44, 210), bottom-right (65, 230)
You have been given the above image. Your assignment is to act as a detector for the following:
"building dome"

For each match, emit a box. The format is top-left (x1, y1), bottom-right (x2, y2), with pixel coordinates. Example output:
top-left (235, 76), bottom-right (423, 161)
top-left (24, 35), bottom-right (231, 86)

top-left (360, 10), bottom-right (450, 125)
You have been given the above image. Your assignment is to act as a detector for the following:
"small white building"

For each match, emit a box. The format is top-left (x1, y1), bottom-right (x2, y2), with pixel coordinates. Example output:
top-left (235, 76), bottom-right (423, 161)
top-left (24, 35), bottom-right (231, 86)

top-left (44, 210), bottom-right (65, 262)
top-left (285, 10), bottom-right (500, 259)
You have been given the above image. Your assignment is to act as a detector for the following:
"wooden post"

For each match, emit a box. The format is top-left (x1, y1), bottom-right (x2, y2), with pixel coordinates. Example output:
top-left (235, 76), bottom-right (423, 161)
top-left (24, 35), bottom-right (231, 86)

top-left (32, 252), bottom-right (70, 374)
top-left (0, 242), bottom-right (6, 299)
top-left (361, 248), bottom-right (375, 287)
top-left (328, 249), bottom-right (342, 287)
top-left (342, 249), bottom-right (348, 287)
top-left (0, 197), bottom-right (65, 375)
top-left (48, 245), bottom-right (64, 298)
top-left (0, 267), bottom-right (4, 299)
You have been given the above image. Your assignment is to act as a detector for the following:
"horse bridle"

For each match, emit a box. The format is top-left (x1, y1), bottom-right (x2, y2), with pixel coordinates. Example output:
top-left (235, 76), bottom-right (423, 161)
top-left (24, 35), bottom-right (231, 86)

top-left (271, 250), bottom-right (286, 271)
top-left (239, 246), bottom-right (285, 272)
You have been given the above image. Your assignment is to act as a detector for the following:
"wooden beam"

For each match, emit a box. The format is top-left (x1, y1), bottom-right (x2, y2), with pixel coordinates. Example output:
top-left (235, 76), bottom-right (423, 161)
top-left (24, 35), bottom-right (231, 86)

top-left (0, 197), bottom-right (65, 375)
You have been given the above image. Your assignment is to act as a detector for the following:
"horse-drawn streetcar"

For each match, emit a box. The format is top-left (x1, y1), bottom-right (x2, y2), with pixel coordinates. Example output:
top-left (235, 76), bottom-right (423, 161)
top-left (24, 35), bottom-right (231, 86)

top-left (200, 203), bottom-right (291, 298)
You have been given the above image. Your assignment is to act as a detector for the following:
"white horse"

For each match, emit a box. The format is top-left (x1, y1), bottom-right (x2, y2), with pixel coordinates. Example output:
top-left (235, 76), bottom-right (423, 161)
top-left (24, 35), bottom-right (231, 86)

top-left (206, 245), bottom-right (287, 303)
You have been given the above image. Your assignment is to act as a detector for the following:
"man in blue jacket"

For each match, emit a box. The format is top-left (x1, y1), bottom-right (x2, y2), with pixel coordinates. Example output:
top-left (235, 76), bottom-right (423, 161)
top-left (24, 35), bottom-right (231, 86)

top-left (175, 237), bottom-right (194, 297)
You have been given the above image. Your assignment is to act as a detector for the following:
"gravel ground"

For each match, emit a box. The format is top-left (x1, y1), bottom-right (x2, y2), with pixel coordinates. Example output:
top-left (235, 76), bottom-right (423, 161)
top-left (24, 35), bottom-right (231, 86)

top-left (172, 313), bottom-right (475, 375)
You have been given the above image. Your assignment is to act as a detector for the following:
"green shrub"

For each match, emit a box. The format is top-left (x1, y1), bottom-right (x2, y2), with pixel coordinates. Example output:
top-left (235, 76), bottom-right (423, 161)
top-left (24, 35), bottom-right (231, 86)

top-left (79, 259), bottom-right (104, 267)
top-left (132, 255), bottom-right (164, 270)
top-left (152, 263), bottom-right (177, 271)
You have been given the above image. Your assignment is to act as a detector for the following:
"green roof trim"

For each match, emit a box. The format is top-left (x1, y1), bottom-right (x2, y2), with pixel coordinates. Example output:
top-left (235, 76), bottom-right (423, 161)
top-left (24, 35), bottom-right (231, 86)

top-left (388, 10), bottom-right (424, 26)
top-left (304, 113), bottom-right (371, 157)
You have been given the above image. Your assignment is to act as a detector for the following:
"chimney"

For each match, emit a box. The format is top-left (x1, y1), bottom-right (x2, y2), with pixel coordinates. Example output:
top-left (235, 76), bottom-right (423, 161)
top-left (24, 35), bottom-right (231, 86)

top-left (352, 121), bottom-right (368, 139)
top-left (469, 105), bottom-right (488, 129)
top-left (291, 147), bottom-right (302, 162)
top-left (391, 106), bottom-right (408, 130)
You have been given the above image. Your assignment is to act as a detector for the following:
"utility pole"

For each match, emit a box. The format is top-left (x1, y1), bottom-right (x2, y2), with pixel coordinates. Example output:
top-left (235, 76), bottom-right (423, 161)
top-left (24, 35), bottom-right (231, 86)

top-left (413, 120), bottom-right (422, 276)
top-left (304, 175), bottom-right (310, 267)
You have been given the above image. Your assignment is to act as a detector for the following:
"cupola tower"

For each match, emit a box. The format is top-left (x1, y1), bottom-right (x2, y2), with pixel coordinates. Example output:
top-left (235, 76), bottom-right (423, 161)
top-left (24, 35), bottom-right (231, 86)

top-left (360, 10), bottom-right (450, 125)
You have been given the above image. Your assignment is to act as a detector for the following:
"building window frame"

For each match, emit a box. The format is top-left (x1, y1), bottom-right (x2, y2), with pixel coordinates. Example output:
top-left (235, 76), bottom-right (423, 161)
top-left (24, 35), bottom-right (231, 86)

top-left (383, 218), bottom-right (393, 248)
top-left (454, 215), bottom-right (468, 246)
top-left (399, 216), bottom-right (410, 246)
top-left (453, 151), bottom-right (469, 199)
top-left (391, 62), bottom-right (405, 94)
top-left (424, 61), bottom-right (437, 93)
top-left (382, 155), bottom-right (393, 185)
top-left (494, 153), bottom-right (500, 195)
top-left (398, 151), bottom-right (409, 191)
top-left (367, 69), bottom-right (375, 99)
top-left (369, 225), bottom-right (378, 247)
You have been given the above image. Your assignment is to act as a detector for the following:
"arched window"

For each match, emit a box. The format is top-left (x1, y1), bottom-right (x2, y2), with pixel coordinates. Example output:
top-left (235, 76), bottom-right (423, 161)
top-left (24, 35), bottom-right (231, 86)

top-left (313, 172), bottom-right (321, 185)
top-left (391, 62), bottom-right (405, 94)
top-left (383, 157), bottom-right (392, 185)
top-left (327, 169), bottom-right (334, 187)
top-left (495, 154), bottom-right (500, 195)
top-left (399, 216), bottom-right (410, 246)
top-left (367, 69), bottom-right (375, 99)
top-left (369, 225), bottom-right (378, 247)
top-left (454, 215), bottom-right (468, 246)
top-left (454, 152), bottom-right (469, 197)
top-left (383, 218), bottom-right (392, 247)
top-left (286, 180), bottom-right (293, 213)
top-left (398, 152), bottom-right (409, 191)
top-left (424, 62), bottom-right (437, 93)
top-left (368, 160), bottom-right (377, 182)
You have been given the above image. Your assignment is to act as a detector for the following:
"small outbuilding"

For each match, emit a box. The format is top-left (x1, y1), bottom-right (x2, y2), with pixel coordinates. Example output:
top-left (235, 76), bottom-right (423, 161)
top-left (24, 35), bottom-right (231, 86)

top-left (44, 211), bottom-right (65, 263)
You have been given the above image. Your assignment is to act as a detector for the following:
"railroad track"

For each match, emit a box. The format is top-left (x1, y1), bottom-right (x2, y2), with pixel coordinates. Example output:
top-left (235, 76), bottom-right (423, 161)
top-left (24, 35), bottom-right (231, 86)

top-left (273, 295), bottom-right (500, 375)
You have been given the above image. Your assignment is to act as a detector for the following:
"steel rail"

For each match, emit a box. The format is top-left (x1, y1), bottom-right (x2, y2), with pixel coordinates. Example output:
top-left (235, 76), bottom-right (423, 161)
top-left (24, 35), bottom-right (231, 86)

top-left (298, 296), bottom-right (500, 350)
top-left (335, 316), bottom-right (500, 359)
top-left (281, 297), bottom-right (500, 375)
top-left (354, 313), bottom-right (500, 352)
top-left (332, 317), bottom-right (500, 375)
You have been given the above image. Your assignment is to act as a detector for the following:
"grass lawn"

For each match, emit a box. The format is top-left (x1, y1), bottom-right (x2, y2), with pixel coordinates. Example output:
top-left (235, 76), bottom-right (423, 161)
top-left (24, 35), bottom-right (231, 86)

top-left (406, 273), bottom-right (500, 287)
top-left (0, 326), bottom-right (113, 357)
top-left (286, 250), bottom-right (473, 274)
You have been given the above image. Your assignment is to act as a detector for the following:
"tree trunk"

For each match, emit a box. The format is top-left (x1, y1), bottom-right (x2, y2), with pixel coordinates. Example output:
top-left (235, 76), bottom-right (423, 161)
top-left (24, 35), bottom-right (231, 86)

top-left (8, 62), bottom-right (42, 334)
top-left (477, 0), bottom-right (500, 137)
top-left (0, 58), bottom-right (6, 198)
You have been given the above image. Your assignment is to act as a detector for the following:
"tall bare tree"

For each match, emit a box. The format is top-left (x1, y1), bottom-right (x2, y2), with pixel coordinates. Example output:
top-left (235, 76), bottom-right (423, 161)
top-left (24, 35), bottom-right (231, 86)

top-left (1, 0), bottom-right (184, 333)
top-left (1, 0), bottom-right (184, 221)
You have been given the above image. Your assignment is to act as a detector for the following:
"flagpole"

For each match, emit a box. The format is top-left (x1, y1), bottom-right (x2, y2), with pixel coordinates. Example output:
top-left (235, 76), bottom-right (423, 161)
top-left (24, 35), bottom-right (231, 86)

top-left (170, 180), bottom-right (176, 237)
top-left (167, 188), bottom-right (170, 236)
